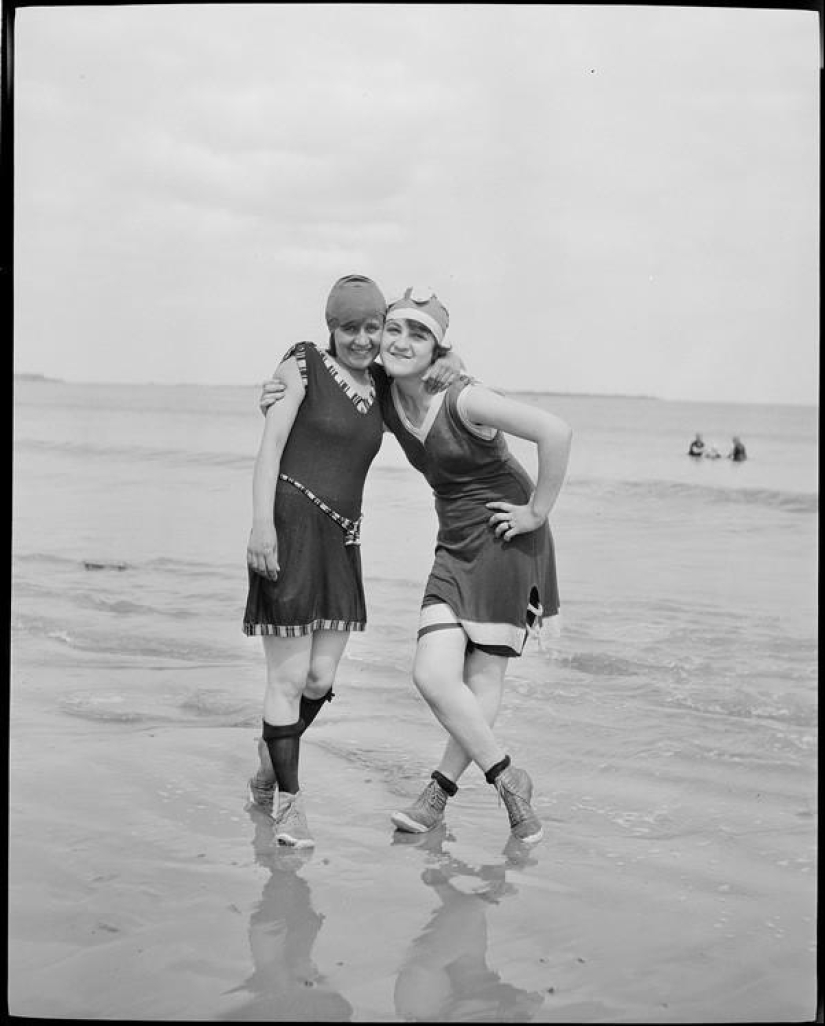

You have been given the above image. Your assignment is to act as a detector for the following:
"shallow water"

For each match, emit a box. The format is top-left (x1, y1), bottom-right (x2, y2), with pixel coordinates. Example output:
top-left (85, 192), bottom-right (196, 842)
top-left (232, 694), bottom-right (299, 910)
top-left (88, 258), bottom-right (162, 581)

top-left (11, 378), bottom-right (818, 1020)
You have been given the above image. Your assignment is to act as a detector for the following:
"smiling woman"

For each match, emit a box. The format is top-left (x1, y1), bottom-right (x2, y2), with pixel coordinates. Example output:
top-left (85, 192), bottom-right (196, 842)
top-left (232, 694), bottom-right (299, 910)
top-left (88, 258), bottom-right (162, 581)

top-left (372, 288), bottom-right (573, 844)
top-left (243, 275), bottom-right (464, 849)
top-left (243, 275), bottom-right (388, 848)
top-left (258, 286), bottom-right (573, 844)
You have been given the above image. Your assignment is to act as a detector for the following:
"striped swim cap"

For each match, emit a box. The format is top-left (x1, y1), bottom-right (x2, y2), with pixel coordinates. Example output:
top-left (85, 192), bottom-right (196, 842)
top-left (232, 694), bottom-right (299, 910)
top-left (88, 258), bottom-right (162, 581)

top-left (386, 286), bottom-right (450, 347)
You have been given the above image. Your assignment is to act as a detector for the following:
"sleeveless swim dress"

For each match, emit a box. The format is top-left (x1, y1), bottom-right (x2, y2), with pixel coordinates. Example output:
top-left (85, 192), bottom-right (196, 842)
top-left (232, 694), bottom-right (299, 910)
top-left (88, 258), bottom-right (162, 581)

top-left (243, 342), bottom-right (384, 636)
top-left (377, 375), bottom-right (560, 657)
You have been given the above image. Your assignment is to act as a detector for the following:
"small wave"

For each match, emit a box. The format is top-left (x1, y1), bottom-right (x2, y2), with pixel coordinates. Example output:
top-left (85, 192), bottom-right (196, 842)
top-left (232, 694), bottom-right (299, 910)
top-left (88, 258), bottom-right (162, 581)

top-left (144, 556), bottom-right (234, 577)
top-left (567, 477), bottom-right (817, 514)
top-left (59, 693), bottom-right (177, 724)
top-left (83, 560), bottom-right (130, 572)
top-left (549, 649), bottom-right (661, 679)
top-left (58, 689), bottom-right (257, 726)
top-left (14, 436), bottom-right (252, 470)
top-left (14, 552), bottom-right (89, 570)
top-left (541, 648), bottom-right (689, 681)
top-left (85, 597), bottom-right (161, 615)
top-left (178, 688), bottom-right (251, 717)
top-left (25, 621), bottom-right (235, 664)
top-left (69, 593), bottom-right (200, 619)
top-left (659, 689), bottom-right (816, 729)
top-left (14, 551), bottom-right (235, 580)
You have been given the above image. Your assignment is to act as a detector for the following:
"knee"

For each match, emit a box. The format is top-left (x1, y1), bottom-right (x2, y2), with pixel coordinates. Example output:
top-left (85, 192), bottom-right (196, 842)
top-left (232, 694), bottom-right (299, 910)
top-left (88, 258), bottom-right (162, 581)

top-left (304, 665), bottom-right (335, 700)
top-left (412, 658), bottom-right (446, 708)
top-left (264, 667), bottom-right (306, 704)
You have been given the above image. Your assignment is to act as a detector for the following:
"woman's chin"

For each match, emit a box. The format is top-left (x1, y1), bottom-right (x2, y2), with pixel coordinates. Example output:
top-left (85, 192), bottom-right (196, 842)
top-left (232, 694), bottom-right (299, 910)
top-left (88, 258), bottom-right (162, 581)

top-left (382, 357), bottom-right (417, 378)
top-left (339, 350), bottom-right (378, 371)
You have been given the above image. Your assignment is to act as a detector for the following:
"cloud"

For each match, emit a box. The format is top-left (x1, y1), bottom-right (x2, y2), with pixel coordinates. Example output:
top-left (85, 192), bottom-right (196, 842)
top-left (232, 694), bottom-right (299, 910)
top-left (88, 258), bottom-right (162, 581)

top-left (13, 4), bottom-right (819, 402)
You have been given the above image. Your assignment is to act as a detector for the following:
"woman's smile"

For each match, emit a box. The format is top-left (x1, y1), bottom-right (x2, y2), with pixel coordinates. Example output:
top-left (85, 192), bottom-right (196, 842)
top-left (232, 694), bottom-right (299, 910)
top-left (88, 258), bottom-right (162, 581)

top-left (380, 318), bottom-right (438, 377)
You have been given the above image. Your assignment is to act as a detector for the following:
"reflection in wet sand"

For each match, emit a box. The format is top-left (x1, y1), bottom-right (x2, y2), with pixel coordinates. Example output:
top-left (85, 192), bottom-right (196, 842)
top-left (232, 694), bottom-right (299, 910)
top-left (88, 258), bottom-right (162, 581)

top-left (221, 816), bottom-right (353, 1022)
top-left (393, 828), bottom-right (545, 1022)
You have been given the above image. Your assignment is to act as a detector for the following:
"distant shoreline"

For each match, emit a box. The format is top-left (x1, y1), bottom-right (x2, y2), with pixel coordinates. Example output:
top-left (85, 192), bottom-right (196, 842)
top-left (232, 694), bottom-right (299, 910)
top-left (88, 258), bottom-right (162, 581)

top-left (12, 374), bottom-right (816, 407)
top-left (14, 373), bottom-right (64, 383)
top-left (13, 373), bottom-right (658, 401)
top-left (11, 371), bottom-right (656, 398)
top-left (513, 390), bottom-right (660, 401)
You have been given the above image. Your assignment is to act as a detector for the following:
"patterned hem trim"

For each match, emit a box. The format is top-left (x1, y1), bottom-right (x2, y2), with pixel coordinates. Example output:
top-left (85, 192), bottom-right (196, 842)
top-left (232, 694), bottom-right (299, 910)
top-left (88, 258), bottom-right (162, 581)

top-left (244, 619), bottom-right (365, 637)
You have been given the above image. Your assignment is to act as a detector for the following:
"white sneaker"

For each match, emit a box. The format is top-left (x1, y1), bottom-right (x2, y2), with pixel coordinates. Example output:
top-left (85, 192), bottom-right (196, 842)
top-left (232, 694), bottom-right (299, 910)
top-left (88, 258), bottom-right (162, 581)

top-left (274, 793), bottom-right (315, 848)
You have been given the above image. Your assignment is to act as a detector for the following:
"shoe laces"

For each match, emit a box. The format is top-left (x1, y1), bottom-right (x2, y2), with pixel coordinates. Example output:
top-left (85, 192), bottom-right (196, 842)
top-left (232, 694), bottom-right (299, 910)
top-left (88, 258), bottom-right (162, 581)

top-left (421, 780), bottom-right (448, 813)
top-left (274, 796), bottom-right (298, 826)
top-left (495, 772), bottom-right (534, 827)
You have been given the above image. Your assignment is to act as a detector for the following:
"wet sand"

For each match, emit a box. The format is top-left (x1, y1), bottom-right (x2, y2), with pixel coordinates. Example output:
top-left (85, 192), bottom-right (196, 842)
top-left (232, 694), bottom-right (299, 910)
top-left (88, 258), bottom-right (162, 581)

top-left (8, 671), bottom-right (817, 1023)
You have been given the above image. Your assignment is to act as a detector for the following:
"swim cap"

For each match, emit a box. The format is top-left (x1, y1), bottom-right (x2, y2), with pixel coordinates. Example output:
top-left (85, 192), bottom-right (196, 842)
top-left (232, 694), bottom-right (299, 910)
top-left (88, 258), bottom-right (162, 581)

top-left (325, 275), bottom-right (387, 330)
top-left (386, 286), bottom-right (450, 347)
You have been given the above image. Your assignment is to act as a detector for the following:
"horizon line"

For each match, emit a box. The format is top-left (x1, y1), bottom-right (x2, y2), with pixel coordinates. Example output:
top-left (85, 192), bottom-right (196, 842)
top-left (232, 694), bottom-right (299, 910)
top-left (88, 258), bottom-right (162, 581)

top-left (12, 373), bottom-right (818, 408)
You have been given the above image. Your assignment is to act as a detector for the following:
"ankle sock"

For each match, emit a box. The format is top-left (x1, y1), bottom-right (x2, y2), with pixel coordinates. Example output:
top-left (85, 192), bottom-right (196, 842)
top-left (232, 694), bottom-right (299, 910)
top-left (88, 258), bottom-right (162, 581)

top-left (262, 718), bottom-right (305, 795)
top-left (431, 770), bottom-right (458, 796)
top-left (484, 754), bottom-right (511, 785)
top-left (299, 688), bottom-right (334, 732)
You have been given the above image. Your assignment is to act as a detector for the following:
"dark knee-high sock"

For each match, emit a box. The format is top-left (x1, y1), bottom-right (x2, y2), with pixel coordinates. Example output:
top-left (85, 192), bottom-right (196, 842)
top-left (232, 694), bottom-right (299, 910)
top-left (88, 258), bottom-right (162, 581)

top-left (484, 754), bottom-right (511, 785)
top-left (431, 770), bottom-right (458, 796)
top-left (262, 718), bottom-right (305, 794)
top-left (299, 688), bottom-right (334, 733)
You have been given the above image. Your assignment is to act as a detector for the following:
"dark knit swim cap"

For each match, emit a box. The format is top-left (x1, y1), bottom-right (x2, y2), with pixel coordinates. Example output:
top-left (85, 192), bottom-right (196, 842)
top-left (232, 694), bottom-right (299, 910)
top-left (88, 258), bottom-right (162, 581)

top-left (325, 275), bottom-right (387, 330)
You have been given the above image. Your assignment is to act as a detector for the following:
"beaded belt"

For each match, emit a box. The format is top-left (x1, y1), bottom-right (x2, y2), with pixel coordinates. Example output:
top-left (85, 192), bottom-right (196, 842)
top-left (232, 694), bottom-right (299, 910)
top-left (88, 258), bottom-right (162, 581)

top-left (279, 473), bottom-right (362, 546)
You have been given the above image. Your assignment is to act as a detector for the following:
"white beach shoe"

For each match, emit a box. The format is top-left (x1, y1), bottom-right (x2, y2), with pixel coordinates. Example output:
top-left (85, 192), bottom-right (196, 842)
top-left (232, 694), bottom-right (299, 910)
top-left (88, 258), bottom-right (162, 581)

top-left (248, 774), bottom-right (275, 812)
top-left (274, 793), bottom-right (315, 848)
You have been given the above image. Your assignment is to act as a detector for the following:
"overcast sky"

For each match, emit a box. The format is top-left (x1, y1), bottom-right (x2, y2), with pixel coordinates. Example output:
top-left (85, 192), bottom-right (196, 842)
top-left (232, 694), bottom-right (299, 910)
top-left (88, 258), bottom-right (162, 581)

top-left (13, 4), bottom-right (819, 404)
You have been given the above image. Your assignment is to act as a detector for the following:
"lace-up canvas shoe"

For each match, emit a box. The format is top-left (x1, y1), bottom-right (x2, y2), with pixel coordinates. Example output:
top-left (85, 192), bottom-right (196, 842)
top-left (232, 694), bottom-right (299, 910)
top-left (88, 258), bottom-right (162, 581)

top-left (274, 794), bottom-right (315, 848)
top-left (248, 774), bottom-right (275, 812)
top-left (391, 779), bottom-right (449, 833)
top-left (495, 765), bottom-right (543, 844)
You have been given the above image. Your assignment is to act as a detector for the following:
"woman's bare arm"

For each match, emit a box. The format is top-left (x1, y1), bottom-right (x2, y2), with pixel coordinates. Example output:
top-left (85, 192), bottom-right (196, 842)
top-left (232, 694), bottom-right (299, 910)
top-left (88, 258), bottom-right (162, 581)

top-left (247, 357), bottom-right (305, 579)
top-left (461, 384), bottom-right (572, 541)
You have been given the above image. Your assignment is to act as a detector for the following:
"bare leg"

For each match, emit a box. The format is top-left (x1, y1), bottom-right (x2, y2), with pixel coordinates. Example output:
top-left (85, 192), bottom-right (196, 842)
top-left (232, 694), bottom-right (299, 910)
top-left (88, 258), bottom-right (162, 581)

top-left (404, 624), bottom-right (542, 844)
top-left (254, 631), bottom-right (351, 846)
top-left (435, 646), bottom-right (508, 785)
top-left (261, 633), bottom-right (313, 726)
top-left (257, 630), bottom-right (350, 779)
top-left (412, 629), bottom-right (506, 775)
top-left (304, 629), bottom-right (351, 701)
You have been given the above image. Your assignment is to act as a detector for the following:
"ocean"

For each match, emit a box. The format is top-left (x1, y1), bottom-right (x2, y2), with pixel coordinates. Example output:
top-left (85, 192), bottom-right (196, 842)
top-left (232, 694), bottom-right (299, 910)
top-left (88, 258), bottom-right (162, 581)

top-left (10, 377), bottom-right (818, 1020)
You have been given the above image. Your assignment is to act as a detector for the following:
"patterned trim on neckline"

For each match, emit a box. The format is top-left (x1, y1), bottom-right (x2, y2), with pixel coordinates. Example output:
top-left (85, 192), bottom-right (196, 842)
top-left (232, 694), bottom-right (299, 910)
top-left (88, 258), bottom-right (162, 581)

top-left (319, 349), bottom-right (376, 414)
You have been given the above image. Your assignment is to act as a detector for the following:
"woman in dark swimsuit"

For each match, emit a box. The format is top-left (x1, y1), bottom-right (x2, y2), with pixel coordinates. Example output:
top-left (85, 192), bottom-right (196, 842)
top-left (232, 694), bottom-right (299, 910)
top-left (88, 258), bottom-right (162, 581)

top-left (376, 289), bottom-right (572, 845)
top-left (244, 276), bottom-right (460, 848)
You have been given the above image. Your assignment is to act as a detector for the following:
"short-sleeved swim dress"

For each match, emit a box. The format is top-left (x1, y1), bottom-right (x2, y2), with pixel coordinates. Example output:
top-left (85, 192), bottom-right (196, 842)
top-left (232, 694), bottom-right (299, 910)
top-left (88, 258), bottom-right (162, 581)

top-left (377, 374), bottom-right (560, 657)
top-left (243, 342), bottom-right (384, 636)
